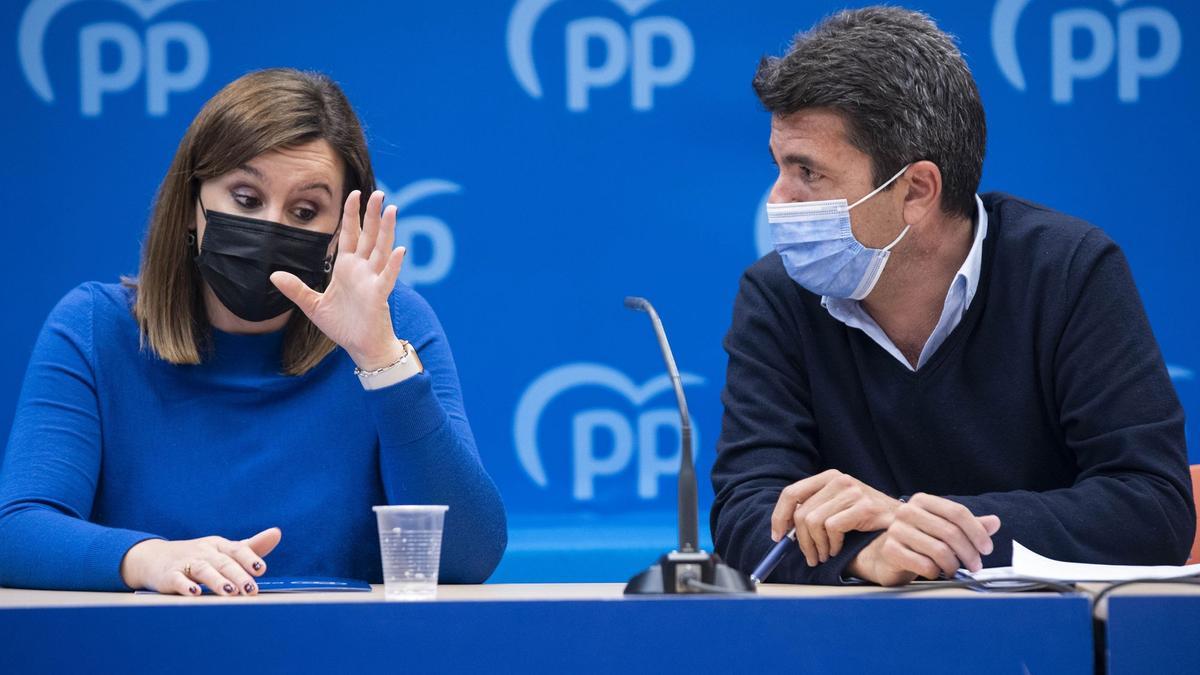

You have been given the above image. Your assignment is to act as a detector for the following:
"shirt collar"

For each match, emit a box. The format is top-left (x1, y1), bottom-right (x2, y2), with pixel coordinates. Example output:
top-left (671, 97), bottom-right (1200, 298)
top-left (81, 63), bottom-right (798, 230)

top-left (959, 194), bottom-right (988, 309)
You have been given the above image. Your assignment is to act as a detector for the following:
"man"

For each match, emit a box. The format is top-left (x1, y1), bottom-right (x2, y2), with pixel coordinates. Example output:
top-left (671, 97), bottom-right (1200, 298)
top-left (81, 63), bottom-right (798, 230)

top-left (710, 7), bottom-right (1193, 586)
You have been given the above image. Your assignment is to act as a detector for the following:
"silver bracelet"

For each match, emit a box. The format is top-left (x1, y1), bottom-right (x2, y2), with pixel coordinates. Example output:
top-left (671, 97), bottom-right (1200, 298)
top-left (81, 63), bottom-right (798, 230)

top-left (353, 341), bottom-right (412, 378)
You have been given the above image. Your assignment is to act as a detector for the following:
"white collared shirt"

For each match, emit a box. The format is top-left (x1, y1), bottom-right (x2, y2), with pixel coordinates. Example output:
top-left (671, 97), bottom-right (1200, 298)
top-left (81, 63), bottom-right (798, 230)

top-left (821, 194), bottom-right (988, 371)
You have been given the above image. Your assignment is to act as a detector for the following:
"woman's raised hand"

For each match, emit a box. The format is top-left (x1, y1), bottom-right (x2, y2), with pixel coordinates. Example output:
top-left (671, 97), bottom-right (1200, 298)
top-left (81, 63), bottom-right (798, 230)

top-left (271, 190), bottom-right (409, 370)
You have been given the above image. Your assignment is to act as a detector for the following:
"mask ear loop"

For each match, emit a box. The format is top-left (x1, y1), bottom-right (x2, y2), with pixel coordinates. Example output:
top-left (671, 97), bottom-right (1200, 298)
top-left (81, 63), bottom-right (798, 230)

top-left (848, 164), bottom-right (913, 252)
top-left (323, 211), bottom-right (345, 276)
top-left (191, 188), bottom-right (207, 253)
top-left (848, 163), bottom-right (911, 210)
top-left (882, 224), bottom-right (912, 251)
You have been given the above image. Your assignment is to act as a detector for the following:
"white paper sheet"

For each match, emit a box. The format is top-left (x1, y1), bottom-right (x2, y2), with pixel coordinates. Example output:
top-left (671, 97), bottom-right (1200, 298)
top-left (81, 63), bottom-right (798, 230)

top-left (962, 541), bottom-right (1200, 582)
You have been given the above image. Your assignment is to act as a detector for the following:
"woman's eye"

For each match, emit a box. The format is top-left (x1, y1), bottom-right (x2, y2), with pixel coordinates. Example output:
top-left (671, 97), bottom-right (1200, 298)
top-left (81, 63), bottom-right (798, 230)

top-left (232, 193), bottom-right (261, 209)
top-left (293, 207), bottom-right (317, 222)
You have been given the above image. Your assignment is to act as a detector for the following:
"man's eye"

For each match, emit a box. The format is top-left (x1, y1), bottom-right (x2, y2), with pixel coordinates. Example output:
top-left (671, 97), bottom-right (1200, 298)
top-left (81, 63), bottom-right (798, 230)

top-left (233, 193), bottom-right (261, 209)
top-left (800, 167), bottom-right (819, 182)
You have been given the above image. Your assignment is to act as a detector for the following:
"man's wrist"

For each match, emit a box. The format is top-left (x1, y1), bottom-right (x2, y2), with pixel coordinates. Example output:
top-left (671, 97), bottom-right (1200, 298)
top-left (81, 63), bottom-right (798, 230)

top-left (844, 532), bottom-right (886, 584)
top-left (845, 548), bottom-right (870, 582)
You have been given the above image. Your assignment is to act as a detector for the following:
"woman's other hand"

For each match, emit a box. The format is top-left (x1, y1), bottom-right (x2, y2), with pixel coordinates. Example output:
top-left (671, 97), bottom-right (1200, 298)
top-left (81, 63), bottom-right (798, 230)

top-left (119, 527), bottom-right (281, 596)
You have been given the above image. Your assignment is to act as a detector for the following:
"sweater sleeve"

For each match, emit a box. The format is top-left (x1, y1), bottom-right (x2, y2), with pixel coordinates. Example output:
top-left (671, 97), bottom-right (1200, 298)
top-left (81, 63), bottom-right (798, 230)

top-left (947, 230), bottom-right (1194, 566)
top-left (0, 284), bottom-right (161, 591)
top-left (710, 260), bottom-right (879, 585)
top-left (361, 283), bottom-right (507, 583)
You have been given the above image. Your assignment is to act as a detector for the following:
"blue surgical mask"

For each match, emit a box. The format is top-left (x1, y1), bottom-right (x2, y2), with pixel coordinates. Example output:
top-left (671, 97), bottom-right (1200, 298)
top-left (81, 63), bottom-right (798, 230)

top-left (767, 164), bottom-right (911, 300)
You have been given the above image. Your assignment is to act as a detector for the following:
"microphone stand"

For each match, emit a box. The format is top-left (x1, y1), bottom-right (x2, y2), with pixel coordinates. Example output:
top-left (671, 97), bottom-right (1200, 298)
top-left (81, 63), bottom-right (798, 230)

top-left (622, 297), bottom-right (754, 595)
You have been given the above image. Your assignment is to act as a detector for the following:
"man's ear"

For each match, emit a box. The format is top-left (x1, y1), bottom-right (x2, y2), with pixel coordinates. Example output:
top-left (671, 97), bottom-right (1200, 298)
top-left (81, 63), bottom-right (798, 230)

top-left (900, 160), bottom-right (943, 228)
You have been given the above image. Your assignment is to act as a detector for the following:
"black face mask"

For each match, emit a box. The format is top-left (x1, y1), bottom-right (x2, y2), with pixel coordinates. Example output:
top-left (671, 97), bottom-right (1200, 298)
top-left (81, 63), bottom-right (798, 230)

top-left (195, 204), bottom-right (335, 322)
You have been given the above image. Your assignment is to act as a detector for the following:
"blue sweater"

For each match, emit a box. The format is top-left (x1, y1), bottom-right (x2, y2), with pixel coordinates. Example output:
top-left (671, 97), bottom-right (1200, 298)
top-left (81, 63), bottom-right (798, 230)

top-left (711, 193), bottom-right (1194, 584)
top-left (0, 281), bottom-right (507, 590)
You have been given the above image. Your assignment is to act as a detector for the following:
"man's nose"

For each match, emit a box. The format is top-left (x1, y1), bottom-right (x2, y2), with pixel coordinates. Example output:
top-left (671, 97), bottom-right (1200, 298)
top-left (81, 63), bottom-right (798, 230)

top-left (767, 181), bottom-right (795, 205)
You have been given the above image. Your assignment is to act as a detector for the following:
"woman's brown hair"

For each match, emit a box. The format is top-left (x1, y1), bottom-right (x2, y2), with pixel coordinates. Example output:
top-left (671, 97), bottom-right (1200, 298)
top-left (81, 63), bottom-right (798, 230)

top-left (132, 68), bottom-right (375, 375)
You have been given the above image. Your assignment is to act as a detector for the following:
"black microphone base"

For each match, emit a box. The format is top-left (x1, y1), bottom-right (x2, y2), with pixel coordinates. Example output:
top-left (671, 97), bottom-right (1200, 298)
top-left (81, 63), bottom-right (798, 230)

top-left (623, 550), bottom-right (755, 595)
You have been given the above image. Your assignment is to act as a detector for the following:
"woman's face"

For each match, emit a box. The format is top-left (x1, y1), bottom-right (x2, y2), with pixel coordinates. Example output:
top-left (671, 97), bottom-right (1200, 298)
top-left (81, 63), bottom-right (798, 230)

top-left (193, 138), bottom-right (346, 242)
top-left (192, 138), bottom-right (346, 332)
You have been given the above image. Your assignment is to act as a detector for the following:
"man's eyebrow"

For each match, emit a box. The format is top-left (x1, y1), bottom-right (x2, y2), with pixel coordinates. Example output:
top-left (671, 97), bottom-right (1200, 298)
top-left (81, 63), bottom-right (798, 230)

top-left (778, 152), bottom-right (823, 171)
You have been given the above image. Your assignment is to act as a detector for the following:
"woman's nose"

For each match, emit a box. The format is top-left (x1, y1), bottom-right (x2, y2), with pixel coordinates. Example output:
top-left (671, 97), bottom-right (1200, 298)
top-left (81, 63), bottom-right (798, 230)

top-left (264, 207), bottom-right (287, 223)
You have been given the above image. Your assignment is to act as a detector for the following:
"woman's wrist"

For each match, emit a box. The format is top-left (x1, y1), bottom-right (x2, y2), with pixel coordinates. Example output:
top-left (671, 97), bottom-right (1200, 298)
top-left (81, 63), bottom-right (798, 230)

top-left (353, 339), bottom-right (423, 390)
top-left (120, 538), bottom-right (162, 589)
top-left (347, 338), bottom-right (409, 372)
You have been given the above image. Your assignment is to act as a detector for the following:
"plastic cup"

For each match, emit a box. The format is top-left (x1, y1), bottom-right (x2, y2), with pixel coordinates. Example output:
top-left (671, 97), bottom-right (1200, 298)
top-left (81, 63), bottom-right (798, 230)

top-left (372, 505), bottom-right (448, 601)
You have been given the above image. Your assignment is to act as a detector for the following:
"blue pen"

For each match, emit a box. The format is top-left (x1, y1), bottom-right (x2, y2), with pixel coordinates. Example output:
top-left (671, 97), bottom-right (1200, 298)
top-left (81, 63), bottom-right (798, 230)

top-left (750, 527), bottom-right (796, 584)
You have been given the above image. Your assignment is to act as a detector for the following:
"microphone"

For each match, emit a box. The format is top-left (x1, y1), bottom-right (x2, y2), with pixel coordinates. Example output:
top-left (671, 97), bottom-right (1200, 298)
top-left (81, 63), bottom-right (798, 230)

top-left (622, 296), bottom-right (754, 595)
top-left (622, 296), bottom-right (698, 552)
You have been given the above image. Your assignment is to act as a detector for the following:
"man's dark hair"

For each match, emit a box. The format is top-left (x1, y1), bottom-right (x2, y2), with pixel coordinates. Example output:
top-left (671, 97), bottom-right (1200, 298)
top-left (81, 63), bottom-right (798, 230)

top-left (753, 7), bottom-right (986, 221)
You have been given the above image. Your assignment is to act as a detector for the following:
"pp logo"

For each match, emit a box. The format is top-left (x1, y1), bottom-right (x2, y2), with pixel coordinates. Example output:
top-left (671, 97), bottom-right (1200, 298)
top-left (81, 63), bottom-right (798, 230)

top-left (506, 0), bottom-right (695, 112)
top-left (378, 179), bottom-right (459, 287)
top-left (992, 0), bottom-right (1181, 103)
top-left (1167, 364), bottom-right (1195, 382)
top-left (514, 363), bottom-right (703, 500)
top-left (19, 0), bottom-right (209, 116)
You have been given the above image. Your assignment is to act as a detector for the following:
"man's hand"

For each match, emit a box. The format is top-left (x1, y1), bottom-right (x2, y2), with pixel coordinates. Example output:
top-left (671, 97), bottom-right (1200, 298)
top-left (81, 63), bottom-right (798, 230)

top-left (847, 493), bottom-right (1001, 586)
top-left (770, 469), bottom-right (903, 566)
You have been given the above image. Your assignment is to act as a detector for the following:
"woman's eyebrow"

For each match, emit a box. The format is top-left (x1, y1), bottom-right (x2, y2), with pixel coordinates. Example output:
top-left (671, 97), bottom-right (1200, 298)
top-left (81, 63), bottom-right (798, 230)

top-left (235, 164), bottom-right (330, 196)
top-left (295, 181), bottom-right (333, 197)
top-left (236, 163), bottom-right (265, 180)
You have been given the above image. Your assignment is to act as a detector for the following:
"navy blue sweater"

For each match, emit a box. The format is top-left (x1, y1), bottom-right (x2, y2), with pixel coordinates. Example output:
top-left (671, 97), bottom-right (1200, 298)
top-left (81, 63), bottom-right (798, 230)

top-left (0, 281), bottom-right (507, 590)
top-left (711, 193), bottom-right (1194, 584)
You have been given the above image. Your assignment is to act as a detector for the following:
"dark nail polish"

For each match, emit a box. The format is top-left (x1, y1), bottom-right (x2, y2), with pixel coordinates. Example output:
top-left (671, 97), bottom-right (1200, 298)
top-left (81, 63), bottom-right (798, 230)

top-left (244, 583), bottom-right (254, 594)
top-left (223, 583), bottom-right (234, 594)
top-left (189, 586), bottom-right (199, 595)
top-left (252, 561), bottom-right (262, 571)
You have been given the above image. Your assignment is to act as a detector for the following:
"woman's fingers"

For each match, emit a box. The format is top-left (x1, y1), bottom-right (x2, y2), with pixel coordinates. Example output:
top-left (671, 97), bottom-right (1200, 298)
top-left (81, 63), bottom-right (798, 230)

top-left (356, 190), bottom-right (384, 258)
top-left (185, 558), bottom-right (237, 596)
top-left (213, 553), bottom-right (258, 595)
top-left (225, 545), bottom-right (266, 577)
top-left (382, 246), bottom-right (407, 289)
top-left (370, 205), bottom-right (397, 273)
top-left (340, 190), bottom-right (361, 256)
top-left (242, 527), bottom-right (283, 559)
top-left (218, 540), bottom-right (268, 578)
top-left (270, 271), bottom-right (321, 316)
top-left (165, 569), bottom-right (200, 596)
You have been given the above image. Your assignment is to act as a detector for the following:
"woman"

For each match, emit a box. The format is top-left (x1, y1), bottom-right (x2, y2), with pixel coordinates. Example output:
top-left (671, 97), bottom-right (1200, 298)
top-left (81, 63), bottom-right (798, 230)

top-left (0, 69), bottom-right (507, 595)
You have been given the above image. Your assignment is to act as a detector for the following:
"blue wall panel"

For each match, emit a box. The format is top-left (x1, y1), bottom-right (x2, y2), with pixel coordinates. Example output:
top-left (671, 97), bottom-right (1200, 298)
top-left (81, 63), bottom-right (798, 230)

top-left (3, 1), bottom-right (1195, 581)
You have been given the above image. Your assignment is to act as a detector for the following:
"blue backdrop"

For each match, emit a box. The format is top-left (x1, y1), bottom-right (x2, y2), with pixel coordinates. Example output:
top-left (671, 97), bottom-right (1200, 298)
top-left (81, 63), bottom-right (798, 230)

top-left (3, 0), bottom-right (1196, 582)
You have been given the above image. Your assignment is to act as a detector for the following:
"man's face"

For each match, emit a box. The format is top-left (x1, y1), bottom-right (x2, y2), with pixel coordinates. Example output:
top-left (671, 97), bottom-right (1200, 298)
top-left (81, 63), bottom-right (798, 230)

top-left (768, 109), bottom-right (906, 250)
